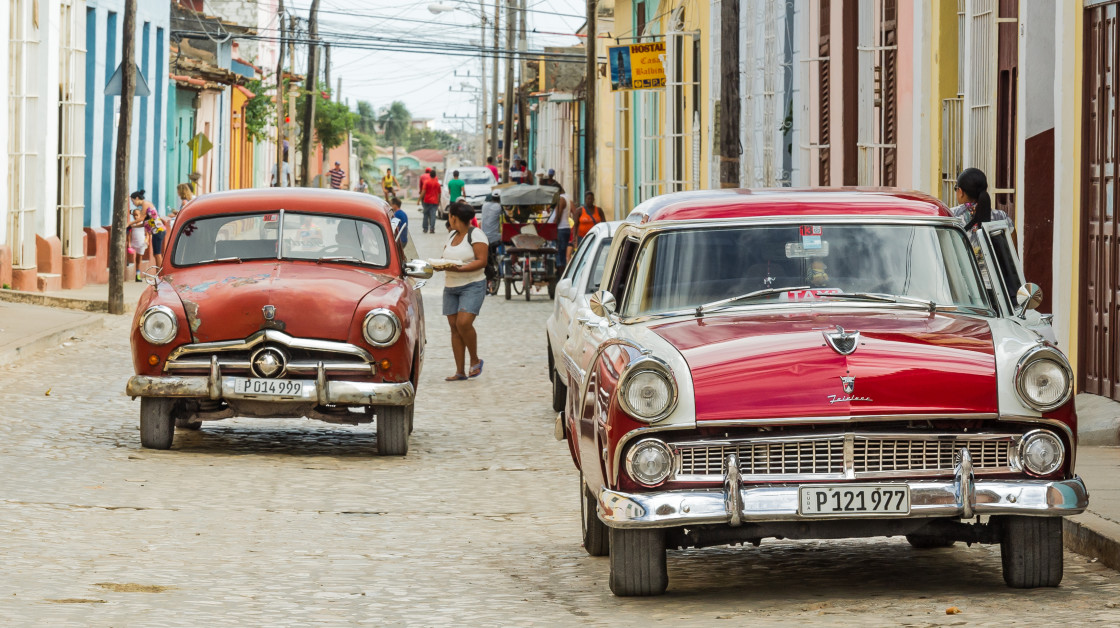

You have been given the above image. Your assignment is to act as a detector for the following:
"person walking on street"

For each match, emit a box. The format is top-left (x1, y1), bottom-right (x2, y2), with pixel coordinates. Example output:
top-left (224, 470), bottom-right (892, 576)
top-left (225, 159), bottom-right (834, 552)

top-left (448, 170), bottom-right (466, 205)
top-left (480, 190), bottom-right (504, 290)
top-left (569, 191), bottom-right (605, 257)
top-left (389, 196), bottom-right (410, 246)
top-left (539, 168), bottom-right (564, 193)
top-left (551, 190), bottom-right (571, 271)
top-left (130, 190), bottom-right (167, 268)
top-left (270, 157), bottom-right (293, 187)
top-left (951, 167), bottom-right (1009, 232)
top-left (419, 168), bottom-right (432, 199)
top-left (127, 206), bottom-right (149, 281)
top-left (421, 170), bottom-right (442, 233)
top-left (328, 162), bottom-right (347, 189)
top-left (439, 202), bottom-right (489, 381)
top-left (485, 156), bottom-right (499, 183)
top-left (382, 169), bottom-right (398, 200)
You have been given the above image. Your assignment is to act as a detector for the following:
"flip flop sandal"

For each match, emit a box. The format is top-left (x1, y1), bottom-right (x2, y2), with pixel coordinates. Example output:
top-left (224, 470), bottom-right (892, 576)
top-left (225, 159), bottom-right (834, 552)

top-left (468, 359), bottom-right (484, 378)
top-left (445, 374), bottom-right (468, 381)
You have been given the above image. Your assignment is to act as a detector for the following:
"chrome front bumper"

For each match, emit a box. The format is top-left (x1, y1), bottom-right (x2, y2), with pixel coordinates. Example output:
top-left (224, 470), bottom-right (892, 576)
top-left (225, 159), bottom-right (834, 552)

top-left (126, 374), bottom-right (414, 406)
top-left (597, 450), bottom-right (1088, 529)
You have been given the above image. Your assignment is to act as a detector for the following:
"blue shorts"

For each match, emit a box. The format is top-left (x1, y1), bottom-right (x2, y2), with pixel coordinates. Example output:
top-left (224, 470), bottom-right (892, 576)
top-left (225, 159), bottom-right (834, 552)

top-left (443, 280), bottom-right (486, 316)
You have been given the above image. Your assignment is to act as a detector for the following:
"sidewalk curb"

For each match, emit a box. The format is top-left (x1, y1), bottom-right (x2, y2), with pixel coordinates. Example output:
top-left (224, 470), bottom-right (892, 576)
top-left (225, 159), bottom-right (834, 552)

top-left (1064, 512), bottom-right (1120, 572)
top-left (0, 314), bottom-right (106, 367)
top-left (0, 288), bottom-right (131, 313)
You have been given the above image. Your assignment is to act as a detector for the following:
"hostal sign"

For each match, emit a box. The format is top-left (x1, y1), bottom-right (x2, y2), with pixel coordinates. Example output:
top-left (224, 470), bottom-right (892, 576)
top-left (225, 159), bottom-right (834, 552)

top-left (608, 42), bottom-right (666, 91)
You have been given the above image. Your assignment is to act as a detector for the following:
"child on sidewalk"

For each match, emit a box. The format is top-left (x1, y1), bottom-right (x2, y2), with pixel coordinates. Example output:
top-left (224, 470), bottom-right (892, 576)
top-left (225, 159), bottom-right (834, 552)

top-left (128, 207), bottom-right (150, 281)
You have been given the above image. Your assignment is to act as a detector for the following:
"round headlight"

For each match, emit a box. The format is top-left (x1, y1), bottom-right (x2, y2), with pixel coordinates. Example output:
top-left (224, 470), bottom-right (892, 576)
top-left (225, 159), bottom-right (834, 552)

top-left (620, 364), bottom-right (676, 422)
top-left (139, 305), bottom-right (178, 345)
top-left (363, 308), bottom-right (401, 347)
top-left (1019, 430), bottom-right (1065, 476)
top-left (1015, 351), bottom-right (1072, 411)
top-left (625, 439), bottom-right (673, 487)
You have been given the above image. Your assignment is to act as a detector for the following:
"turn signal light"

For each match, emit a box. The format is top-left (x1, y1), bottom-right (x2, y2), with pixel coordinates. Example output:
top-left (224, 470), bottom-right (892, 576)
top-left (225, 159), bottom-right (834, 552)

top-left (379, 359), bottom-right (392, 371)
top-left (148, 354), bottom-right (160, 366)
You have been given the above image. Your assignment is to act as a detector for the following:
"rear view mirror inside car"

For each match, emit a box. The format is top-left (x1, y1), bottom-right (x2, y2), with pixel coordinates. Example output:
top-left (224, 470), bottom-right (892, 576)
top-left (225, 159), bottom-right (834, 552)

top-left (785, 241), bottom-right (829, 258)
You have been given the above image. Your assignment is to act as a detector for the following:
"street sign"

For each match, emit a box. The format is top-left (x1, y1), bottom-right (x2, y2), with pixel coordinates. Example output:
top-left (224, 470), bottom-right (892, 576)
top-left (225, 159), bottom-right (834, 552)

top-left (104, 62), bottom-right (151, 97)
top-left (189, 132), bottom-right (213, 158)
top-left (608, 42), bottom-right (666, 91)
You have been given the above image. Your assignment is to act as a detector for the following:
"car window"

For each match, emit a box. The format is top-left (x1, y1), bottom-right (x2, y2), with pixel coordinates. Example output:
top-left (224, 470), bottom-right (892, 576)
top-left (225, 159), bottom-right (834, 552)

top-left (172, 212), bottom-right (389, 268)
top-left (583, 237), bottom-right (614, 293)
top-left (562, 233), bottom-right (597, 281)
top-left (461, 170), bottom-right (494, 185)
top-left (986, 228), bottom-right (1024, 313)
top-left (621, 224), bottom-right (991, 317)
top-left (608, 236), bottom-right (640, 305)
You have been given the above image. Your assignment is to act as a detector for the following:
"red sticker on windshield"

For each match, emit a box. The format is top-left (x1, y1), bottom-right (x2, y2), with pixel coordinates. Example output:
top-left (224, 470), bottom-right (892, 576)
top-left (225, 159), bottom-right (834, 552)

top-left (263, 214), bottom-right (279, 222)
top-left (800, 225), bottom-right (822, 236)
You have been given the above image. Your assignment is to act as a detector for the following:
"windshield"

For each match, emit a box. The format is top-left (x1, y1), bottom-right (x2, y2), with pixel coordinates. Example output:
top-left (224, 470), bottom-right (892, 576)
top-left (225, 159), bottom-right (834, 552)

top-left (172, 212), bottom-right (389, 267)
top-left (622, 224), bottom-right (990, 317)
top-left (460, 170), bottom-right (494, 185)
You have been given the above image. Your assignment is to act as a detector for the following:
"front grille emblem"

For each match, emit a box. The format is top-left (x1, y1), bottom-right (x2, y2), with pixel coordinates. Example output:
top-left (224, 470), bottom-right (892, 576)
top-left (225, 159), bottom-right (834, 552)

top-left (262, 305), bottom-right (276, 320)
top-left (824, 325), bottom-right (860, 355)
top-left (841, 376), bottom-right (855, 395)
top-left (250, 347), bottom-right (287, 378)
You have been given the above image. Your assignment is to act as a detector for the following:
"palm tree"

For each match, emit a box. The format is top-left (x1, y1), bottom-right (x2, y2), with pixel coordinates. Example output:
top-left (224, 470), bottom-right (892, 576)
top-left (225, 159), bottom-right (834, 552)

top-left (379, 101), bottom-right (412, 177)
top-left (356, 100), bottom-right (378, 135)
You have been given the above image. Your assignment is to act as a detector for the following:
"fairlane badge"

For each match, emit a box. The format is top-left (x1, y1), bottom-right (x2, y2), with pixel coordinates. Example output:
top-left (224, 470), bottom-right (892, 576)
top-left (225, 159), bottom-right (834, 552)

top-left (829, 376), bottom-right (871, 403)
top-left (828, 394), bottom-right (873, 404)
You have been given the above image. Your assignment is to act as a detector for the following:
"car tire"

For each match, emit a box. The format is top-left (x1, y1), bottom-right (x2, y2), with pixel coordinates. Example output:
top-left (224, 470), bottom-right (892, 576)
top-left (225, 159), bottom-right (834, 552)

top-left (999, 515), bottom-right (1064, 588)
top-left (407, 403), bottom-right (415, 435)
top-left (905, 534), bottom-right (955, 549)
top-left (609, 527), bottom-right (667, 596)
top-left (582, 486), bottom-right (610, 557)
top-left (140, 397), bottom-right (175, 450)
top-left (552, 371), bottom-right (567, 413)
top-left (548, 279), bottom-right (557, 300)
top-left (377, 405), bottom-right (410, 456)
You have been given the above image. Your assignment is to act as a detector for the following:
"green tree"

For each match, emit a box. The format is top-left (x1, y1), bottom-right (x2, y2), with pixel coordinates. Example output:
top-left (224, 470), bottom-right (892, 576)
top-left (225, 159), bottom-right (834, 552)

top-left (296, 83), bottom-right (357, 151)
top-left (378, 100), bottom-right (412, 176)
top-left (242, 77), bottom-right (275, 143)
top-left (356, 100), bottom-right (378, 135)
top-left (406, 127), bottom-right (459, 152)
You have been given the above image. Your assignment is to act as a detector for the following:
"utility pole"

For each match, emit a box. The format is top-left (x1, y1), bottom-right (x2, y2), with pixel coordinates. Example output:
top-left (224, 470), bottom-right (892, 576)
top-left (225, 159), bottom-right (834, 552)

top-left (479, 0), bottom-right (487, 165)
top-left (584, 0), bottom-right (596, 199)
top-left (324, 42), bottom-right (331, 97)
top-left (489, 0), bottom-right (500, 167)
top-left (518, 0), bottom-right (528, 161)
top-left (288, 14), bottom-right (296, 155)
top-left (501, 0), bottom-right (515, 182)
top-left (299, 0), bottom-right (321, 187)
top-left (275, 0), bottom-right (285, 187)
top-left (108, 0), bottom-right (137, 315)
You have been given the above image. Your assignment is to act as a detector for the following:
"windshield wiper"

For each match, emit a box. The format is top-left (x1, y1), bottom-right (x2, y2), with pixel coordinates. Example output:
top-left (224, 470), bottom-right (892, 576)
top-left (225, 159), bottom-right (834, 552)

top-left (696, 286), bottom-right (809, 316)
top-left (205, 256), bottom-right (242, 264)
top-left (819, 292), bottom-right (938, 313)
top-left (317, 255), bottom-right (371, 265)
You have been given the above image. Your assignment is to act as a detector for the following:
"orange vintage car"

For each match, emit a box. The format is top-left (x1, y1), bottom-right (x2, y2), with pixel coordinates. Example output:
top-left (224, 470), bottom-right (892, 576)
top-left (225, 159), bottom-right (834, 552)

top-left (125, 188), bottom-right (432, 454)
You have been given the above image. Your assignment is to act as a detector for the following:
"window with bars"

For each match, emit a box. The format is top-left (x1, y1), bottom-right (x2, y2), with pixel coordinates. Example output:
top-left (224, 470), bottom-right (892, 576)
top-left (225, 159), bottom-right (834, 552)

top-left (613, 91), bottom-right (630, 214)
top-left (818, 0), bottom-right (831, 186)
top-left (856, 0), bottom-right (898, 187)
top-left (8, 0), bottom-right (40, 268)
top-left (58, 0), bottom-right (87, 259)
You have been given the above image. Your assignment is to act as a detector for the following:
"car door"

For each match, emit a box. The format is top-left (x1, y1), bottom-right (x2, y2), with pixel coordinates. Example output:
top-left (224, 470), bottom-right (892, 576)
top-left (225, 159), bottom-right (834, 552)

top-left (972, 220), bottom-right (1057, 342)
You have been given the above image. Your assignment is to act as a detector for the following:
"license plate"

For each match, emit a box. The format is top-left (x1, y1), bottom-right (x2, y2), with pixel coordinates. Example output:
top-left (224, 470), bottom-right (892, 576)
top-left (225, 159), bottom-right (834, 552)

top-left (798, 484), bottom-right (910, 516)
top-left (231, 377), bottom-right (311, 397)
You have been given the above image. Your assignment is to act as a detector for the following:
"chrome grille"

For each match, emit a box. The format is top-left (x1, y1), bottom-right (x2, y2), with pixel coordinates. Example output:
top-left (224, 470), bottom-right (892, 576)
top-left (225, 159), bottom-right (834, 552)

top-left (673, 433), bottom-right (1017, 480)
top-left (163, 329), bottom-right (374, 376)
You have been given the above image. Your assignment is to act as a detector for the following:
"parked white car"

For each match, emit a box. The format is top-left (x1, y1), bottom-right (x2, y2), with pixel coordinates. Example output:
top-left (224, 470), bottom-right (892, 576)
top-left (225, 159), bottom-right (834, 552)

top-left (545, 220), bottom-right (622, 412)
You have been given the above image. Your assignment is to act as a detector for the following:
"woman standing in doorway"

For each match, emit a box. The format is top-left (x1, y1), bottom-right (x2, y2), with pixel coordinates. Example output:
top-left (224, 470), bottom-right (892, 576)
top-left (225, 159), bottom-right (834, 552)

top-left (130, 190), bottom-right (167, 267)
top-left (951, 168), bottom-right (1009, 232)
top-left (440, 202), bottom-right (489, 381)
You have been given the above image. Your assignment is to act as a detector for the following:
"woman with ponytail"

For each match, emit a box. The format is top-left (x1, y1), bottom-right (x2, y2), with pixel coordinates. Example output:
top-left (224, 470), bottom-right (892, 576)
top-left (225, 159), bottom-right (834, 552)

top-left (951, 168), bottom-right (1009, 232)
top-left (129, 190), bottom-right (167, 267)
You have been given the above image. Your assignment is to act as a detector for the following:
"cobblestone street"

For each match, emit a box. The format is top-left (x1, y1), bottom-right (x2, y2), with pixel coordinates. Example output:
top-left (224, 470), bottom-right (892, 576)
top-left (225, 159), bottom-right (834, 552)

top-left (1, 229), bottom-right (1119, 626)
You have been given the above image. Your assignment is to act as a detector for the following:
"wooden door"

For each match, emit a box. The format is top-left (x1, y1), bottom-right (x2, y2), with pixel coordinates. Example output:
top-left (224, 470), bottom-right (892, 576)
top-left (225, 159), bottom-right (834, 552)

top-left (1081, 2), bottom-right (1120, 400)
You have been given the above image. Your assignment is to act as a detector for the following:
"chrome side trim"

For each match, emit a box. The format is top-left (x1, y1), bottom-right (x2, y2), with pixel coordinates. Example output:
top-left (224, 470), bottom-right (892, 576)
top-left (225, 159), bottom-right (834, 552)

top-left (595, 476), bottom-right (1089, 529)
top-left (167, 330), bottom-right (374, 363)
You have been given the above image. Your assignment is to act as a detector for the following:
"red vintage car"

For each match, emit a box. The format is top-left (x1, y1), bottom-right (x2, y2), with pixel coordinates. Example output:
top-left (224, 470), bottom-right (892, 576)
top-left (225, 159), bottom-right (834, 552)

top-left (558, 188), bottom-right (1087, 596)
top-left (126, 188), bottom-right (432, 454)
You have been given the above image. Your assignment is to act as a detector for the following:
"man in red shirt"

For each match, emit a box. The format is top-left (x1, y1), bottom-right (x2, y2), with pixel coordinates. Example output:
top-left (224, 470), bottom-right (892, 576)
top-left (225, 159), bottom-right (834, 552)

top-left (421, 170), bottom-right (442, 234)
top-left (485, 157), bottom-right (499, 183)
top-left (418, 168), bottom-right (432, 199)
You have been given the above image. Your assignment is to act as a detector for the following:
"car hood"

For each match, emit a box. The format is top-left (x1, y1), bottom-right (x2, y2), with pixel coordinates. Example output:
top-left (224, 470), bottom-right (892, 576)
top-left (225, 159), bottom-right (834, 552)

top-left (648, 310), bottom-right (998, 421)
top-left (165, 260), bottom-right (394, 343)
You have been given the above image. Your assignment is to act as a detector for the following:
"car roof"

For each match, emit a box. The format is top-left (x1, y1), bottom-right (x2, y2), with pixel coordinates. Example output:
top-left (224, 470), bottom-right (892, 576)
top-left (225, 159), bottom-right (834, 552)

top-left (627, 188), bottom-right (953, 223)
top-left (592, 220), bottom-right (624, 237)
top-left (174, 188), bottom-right (392, 224)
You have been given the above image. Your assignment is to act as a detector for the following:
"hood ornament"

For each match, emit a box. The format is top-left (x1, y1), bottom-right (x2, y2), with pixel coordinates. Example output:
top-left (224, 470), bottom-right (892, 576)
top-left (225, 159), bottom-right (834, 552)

top-left (824, 325), bottom-right (860, 356)
top-left (841, 376), bottom-right (855, 395)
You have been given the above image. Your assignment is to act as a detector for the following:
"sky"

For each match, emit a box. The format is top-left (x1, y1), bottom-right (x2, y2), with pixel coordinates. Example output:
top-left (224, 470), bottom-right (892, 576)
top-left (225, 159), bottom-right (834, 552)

top-left (277, 0), bottom-right (588, 132)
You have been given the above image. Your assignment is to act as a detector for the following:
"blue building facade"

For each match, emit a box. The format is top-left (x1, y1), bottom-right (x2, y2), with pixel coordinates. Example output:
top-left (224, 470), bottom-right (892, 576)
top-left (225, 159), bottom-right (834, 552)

top-left (83, 0), bottom-right (170, 228)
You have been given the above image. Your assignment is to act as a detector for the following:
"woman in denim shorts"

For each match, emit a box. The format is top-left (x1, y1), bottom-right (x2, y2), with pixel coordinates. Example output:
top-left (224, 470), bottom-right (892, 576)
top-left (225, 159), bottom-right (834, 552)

top-left (440, 202), bottom-right (489, 381)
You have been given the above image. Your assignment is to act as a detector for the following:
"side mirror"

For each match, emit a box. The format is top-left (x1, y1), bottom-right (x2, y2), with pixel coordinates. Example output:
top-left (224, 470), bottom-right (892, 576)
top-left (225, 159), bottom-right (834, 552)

top-left (405, 259), bottom-right (434, 279)
top-left (1016, 283), bottom-right (1043, 318)
top-left (589, 289), bottom-right (617, 319)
